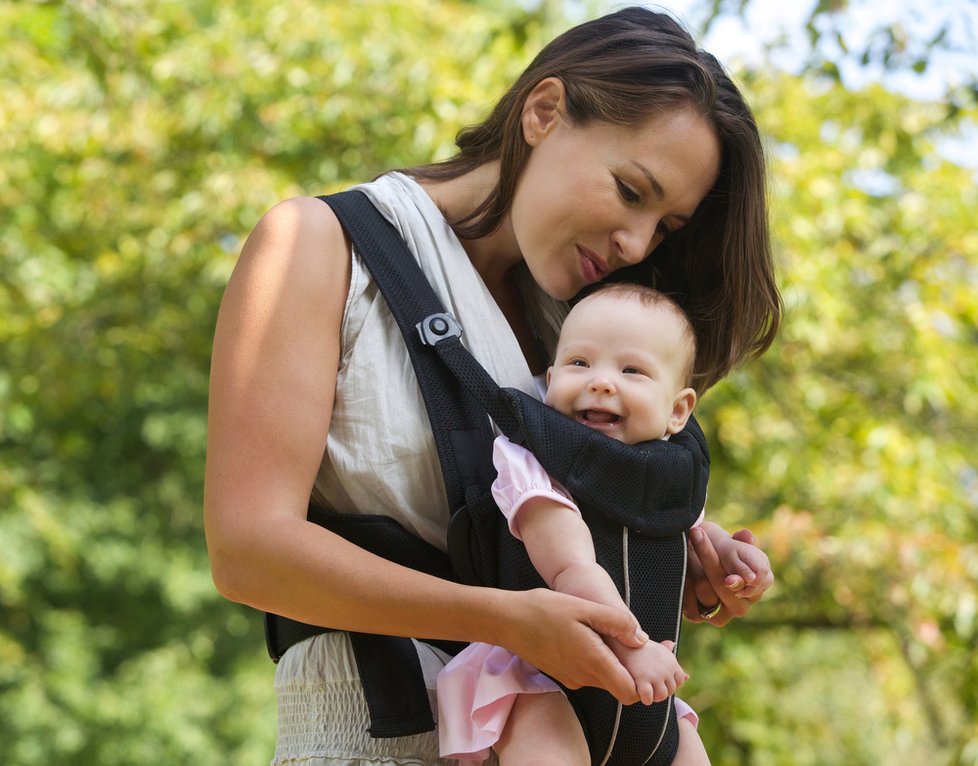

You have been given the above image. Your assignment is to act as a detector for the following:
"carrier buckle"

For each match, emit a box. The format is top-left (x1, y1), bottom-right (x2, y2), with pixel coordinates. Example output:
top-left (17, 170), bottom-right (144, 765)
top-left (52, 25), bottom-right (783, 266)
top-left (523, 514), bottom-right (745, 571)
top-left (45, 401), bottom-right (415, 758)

top-left (417, 313), bottom-right (463, 346)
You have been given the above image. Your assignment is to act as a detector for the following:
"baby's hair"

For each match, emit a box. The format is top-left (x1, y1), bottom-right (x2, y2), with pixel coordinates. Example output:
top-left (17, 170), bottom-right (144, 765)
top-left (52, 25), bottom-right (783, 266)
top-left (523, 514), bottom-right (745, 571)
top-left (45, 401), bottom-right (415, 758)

top-left (575, 283), bottom-right (698, 389)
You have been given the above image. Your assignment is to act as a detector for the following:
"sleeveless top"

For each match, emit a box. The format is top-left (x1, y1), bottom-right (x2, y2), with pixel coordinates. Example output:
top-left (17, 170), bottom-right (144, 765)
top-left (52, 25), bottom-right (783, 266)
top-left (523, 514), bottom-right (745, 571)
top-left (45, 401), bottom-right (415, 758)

top-left (310, 172), bottom-right (568, 551)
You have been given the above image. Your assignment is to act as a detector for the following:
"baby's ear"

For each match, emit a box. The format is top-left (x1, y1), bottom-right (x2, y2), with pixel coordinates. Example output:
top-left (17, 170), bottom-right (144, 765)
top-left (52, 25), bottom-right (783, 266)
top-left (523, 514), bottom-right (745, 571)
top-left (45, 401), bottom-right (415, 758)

top-left (666, 388), bottom-right (697, 435)
top-left (542, 367), bottom-right (555, 405)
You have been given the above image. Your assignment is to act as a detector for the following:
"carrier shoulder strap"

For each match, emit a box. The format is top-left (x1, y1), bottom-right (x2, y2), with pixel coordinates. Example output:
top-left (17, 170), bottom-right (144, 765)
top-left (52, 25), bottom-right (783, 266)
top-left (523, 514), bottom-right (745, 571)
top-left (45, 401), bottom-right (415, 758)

top-left (264, 190), bottom-right (502, 740)
top-left (320, 189), bottom-right (501, 506)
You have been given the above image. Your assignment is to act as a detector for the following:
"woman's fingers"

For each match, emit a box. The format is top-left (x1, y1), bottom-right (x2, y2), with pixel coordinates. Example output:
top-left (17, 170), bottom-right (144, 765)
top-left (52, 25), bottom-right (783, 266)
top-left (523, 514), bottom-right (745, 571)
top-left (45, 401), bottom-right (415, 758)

top-left (682, 546), bottom-right (717, 621)
top-left (513, 590), bottom-right (641, 705)
top-left (689, 526), bottom-right (725, 583)
top-left (688, 527), bottom-right (747, 624)
top-left (684, 524), bottom-right (776, 626)
top-left (579, 604), bottom-right (647, 703)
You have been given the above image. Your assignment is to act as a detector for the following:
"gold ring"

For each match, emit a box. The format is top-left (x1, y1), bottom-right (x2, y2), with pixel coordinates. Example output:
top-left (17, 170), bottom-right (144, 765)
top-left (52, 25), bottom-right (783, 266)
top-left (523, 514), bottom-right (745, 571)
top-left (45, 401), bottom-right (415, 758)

top-left (697, 601), bottom-right (722, 620)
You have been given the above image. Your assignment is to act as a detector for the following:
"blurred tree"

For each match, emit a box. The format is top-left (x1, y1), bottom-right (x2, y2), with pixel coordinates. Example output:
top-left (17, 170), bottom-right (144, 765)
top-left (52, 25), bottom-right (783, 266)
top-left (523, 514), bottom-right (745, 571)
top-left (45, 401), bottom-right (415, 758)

top-left (682, 63), bottom-right (978, 766)
top-left (695, 0), bottom-right (978, 109)
top-left (1, 0), bottom-right (975, 764)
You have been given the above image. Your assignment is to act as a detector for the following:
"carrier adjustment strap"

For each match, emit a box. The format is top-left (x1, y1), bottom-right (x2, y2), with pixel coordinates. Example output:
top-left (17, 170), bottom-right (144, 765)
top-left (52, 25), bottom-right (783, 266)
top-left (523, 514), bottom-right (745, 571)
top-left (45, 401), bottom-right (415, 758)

top-left (415, 321), bottom-right (523, 439)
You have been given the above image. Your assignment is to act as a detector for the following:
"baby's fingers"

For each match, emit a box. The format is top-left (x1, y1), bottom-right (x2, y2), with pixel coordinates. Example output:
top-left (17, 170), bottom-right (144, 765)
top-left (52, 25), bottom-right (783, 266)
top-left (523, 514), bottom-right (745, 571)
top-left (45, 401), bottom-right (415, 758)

top-left (636, 680), bottom-right (655, 706)
top-left (651, 675), bottom-right (682, 702)
top-left (674, 666), bottom-right (689, 691)
top-left (733, 578), bottom-right (766, 600)
top-left (727, 558), bottom-right (758, 586)
top-left (731, 560), bottom-right (773, 600)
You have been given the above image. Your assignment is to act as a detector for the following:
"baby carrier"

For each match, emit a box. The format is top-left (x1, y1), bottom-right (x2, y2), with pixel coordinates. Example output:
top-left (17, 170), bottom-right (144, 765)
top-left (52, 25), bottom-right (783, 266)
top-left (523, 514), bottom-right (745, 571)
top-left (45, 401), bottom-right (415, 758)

top-left (263, 190), bottom-right (710, 766)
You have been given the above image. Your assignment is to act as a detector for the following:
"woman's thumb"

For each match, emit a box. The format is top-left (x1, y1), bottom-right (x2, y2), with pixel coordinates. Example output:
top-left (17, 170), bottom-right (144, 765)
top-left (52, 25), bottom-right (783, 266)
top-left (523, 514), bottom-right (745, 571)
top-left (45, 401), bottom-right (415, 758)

top-left (591, 605), bottom-right (647, 647)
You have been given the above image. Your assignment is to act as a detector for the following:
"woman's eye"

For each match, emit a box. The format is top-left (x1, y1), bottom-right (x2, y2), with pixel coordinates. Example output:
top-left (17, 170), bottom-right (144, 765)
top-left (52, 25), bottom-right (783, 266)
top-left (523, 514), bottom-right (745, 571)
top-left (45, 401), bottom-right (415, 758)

top-left (615, 178), bottom-right (640, 203)
top-left (658, 217), bottom-right (687, 238)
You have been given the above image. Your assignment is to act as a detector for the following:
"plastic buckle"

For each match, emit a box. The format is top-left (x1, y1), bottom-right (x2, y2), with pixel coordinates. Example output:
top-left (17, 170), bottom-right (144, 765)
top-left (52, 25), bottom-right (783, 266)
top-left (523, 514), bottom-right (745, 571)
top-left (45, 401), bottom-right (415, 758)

top-left (416, 313), bottom-right (463, 346)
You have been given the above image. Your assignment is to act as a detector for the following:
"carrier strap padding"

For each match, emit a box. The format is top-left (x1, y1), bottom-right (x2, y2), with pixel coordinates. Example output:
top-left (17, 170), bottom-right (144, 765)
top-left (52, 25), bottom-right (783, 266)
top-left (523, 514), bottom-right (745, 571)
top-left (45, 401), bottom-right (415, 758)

top-left (319, 190), bottom-right (497, 511)
top-left (499, 387), bottom-right (707, 535)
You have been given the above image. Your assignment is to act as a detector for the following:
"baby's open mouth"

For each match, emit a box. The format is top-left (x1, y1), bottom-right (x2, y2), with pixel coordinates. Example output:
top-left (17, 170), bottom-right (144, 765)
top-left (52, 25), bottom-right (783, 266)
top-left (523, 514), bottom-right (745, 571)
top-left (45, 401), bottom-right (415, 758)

top-left (578, 410), bottom-right (621, 425)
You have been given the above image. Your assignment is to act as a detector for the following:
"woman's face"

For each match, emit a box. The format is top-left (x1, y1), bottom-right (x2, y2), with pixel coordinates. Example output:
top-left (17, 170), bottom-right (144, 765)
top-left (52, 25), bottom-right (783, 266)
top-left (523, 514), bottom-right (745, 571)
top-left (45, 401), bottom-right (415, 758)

top-left (510, 104), bottom-right (721, 301)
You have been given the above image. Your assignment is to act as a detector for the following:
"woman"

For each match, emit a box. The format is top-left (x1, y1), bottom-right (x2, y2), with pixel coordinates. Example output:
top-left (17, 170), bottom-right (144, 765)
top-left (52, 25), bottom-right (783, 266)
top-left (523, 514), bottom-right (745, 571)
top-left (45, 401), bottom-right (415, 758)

top-left (204, 7), bottom-right (780, 765)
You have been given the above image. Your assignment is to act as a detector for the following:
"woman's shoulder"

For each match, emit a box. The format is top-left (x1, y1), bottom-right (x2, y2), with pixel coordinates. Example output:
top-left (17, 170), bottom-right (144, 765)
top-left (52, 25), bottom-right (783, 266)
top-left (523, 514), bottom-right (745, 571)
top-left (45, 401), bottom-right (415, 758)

top-left (240, 195), bottom-right (350, 281)
top-left (226, 196), bottom-right (352, 331)
top-left (252, 195), bottom-right (346, 255)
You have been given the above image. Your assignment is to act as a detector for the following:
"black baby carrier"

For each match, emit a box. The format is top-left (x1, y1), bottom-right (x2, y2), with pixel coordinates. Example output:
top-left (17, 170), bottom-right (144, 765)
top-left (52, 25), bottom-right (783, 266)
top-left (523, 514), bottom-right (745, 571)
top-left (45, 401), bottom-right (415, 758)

top-left (263, 191), bottom-right (710, 766)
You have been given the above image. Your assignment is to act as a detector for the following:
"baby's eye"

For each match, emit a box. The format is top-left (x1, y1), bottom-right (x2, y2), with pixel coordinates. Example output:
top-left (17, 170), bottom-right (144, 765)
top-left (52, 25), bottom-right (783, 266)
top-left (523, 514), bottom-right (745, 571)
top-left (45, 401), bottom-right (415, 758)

top-left (615, 177), bottom-right (640, 204)
top-left (570, 359), bottom-right (589, 368)
top-left (622, 366), bottom-right (647, 376)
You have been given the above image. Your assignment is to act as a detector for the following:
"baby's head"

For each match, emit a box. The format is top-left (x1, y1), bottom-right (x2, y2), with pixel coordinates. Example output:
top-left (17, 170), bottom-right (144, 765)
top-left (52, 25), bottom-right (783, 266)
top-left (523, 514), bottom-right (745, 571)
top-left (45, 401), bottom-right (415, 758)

top-left (545, 283), bottom-right (697, 444)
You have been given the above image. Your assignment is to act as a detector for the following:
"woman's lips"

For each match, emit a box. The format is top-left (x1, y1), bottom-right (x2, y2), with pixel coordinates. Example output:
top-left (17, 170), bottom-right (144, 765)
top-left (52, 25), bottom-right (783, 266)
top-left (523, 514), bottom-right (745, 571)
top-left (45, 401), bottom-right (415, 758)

top-left (578, 246), bottom-right (608, 284)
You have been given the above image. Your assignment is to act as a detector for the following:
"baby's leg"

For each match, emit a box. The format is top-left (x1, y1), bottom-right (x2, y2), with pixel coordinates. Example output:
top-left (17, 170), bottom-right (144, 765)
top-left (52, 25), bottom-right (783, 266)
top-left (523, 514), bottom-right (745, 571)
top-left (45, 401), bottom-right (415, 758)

top-left (494, 692), bottom-right (589, 766)
top-left (672, 717), bottom-right (711, 766)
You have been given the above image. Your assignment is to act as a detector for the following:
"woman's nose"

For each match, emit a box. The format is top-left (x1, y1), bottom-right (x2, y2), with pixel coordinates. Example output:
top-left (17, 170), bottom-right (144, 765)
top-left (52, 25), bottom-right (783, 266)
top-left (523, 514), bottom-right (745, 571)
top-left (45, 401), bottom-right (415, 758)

top-left (613, 219), bottom-right (662, 266)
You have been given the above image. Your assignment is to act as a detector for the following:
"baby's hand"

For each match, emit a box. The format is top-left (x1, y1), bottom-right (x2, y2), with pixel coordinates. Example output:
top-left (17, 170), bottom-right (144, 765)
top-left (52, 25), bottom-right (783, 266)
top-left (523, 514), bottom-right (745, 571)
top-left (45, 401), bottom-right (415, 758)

top-left (714, 532), bottom-right (770, 600)
top-left (612, 638), bottom-right (687, 705)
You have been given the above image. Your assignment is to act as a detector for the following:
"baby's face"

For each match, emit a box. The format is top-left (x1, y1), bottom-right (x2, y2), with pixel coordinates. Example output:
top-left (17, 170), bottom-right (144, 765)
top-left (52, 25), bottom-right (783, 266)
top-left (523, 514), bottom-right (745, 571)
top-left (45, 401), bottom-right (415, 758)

top-left (544, 294), bottom-right (694, 444)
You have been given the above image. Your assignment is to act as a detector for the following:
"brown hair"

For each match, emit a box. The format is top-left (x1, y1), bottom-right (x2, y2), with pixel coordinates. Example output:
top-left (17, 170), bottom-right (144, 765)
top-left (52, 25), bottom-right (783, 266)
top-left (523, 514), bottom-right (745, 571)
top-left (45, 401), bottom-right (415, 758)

top-left (577, 283), bottom-right (697, 389)
top-left (408, 6), bottom-right (781, 393)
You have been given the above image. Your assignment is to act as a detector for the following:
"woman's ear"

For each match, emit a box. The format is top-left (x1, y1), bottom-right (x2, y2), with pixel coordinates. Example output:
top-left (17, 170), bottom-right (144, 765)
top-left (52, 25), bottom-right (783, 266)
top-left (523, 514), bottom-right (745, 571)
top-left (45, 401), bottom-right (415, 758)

top-left (521, 77), bottom-right (565, 146)
top-left (666, 388), bottom-right (697, 435)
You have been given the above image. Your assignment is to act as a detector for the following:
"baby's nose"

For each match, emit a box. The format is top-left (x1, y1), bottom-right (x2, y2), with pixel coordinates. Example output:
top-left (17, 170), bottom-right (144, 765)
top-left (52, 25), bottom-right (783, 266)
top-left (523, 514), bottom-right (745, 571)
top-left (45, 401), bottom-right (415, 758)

top-left (588, 376), bottom-right (616, 394)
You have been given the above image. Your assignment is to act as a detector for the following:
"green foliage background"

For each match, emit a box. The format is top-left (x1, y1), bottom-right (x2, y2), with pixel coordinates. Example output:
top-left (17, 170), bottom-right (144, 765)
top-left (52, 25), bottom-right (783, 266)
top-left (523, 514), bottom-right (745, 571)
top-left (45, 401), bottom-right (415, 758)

top-left (1, 1), bottom-right (975, 763)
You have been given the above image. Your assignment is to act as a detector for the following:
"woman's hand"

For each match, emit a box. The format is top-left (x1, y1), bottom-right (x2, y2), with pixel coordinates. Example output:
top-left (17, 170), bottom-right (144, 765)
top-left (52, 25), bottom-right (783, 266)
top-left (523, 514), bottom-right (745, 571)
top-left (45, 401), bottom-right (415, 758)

top-left (683, 523), bottom-right (773, 626)
top-left (496, 588), bottom-right (649, 706)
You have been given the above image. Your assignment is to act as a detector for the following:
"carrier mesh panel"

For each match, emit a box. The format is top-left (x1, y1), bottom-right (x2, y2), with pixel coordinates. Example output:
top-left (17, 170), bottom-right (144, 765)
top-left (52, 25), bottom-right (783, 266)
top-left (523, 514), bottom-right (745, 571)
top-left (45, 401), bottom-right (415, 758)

top-left (448, 390), bottom-right (706, 766)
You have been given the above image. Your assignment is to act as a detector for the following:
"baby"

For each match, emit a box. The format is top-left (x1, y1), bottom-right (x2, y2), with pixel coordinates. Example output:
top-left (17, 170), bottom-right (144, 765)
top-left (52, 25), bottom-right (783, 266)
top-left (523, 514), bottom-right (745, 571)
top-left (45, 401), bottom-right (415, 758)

top-left (438, 283), bottom-right (768, 766)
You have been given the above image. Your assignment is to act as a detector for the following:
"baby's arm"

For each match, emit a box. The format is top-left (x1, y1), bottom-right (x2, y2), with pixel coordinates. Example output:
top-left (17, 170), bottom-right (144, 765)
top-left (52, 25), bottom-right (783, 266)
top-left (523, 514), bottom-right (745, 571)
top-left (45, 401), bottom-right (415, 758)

top-left (515, 499), bottom-right (687, 704)
top-left (513, 495), bottom-right (627, 608)
top-left (492, 436), bottom-right (687, 701)
top-left (491, 435), bottom-right (624, 608)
